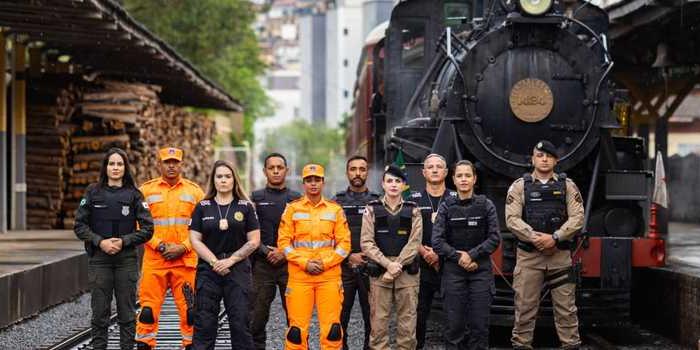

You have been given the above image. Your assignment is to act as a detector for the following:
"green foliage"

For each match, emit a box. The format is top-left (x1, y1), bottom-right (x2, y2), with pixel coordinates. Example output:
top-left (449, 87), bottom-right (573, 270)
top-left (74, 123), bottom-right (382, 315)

top-left (123, 0), bottom-right (270, 144)
top-left (260, 119), bottom-right (345, 174)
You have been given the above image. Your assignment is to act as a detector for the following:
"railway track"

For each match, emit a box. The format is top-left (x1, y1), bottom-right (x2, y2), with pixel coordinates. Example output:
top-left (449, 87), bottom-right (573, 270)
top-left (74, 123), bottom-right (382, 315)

top-left (44, 293), bottom-right (229, 350)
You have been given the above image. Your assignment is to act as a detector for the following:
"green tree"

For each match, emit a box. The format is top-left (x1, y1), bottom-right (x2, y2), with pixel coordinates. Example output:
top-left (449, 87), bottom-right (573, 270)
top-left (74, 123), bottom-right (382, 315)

top-left (123, 0), bottom-right (270, 144)
top-left (260, 119), bottom-right (344, 172)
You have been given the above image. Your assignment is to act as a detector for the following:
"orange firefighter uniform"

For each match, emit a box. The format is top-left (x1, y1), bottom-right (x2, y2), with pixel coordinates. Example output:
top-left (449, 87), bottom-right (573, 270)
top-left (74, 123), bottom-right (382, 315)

top-left (277, 165), bottom-right (351, 350)
top-left (135, 148), bottom-right (204, 348)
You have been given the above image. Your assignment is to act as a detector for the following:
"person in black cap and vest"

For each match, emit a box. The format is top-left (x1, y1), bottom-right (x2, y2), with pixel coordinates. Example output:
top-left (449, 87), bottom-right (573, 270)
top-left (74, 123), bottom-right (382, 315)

top-left (333, 155), bottom-right (379, 350)
top-left (250, 153), bottom-right (301, 349)
top-left (74, 148), bottom-right (154, 350)
top-left (506, 140), bottom-right (584, 349)
top-left (361, 164), bottom-right (423, 350)
top-left (432, 160), bottom-right (501, 350)
top-left (409, 153), bottom-right (457, 348)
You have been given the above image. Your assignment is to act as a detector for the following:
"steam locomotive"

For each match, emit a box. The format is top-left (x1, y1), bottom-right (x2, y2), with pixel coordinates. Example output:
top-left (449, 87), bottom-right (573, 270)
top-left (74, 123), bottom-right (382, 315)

top-left (346, 0), bottom-right (666, 325)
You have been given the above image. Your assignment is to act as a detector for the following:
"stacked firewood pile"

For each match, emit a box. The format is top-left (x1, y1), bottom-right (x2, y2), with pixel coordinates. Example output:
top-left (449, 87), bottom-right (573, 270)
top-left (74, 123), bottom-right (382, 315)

top-left (25, 86), bottom-right (76, 229)
top-left (25, 80), bottom-right (217, 229)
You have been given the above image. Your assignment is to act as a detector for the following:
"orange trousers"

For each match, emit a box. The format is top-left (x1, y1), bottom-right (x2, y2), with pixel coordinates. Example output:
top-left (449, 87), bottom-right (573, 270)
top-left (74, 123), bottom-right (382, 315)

top-left (135, 266), bottom-right (195, 347)
top-left (285, 278), bottom-right (344, 349)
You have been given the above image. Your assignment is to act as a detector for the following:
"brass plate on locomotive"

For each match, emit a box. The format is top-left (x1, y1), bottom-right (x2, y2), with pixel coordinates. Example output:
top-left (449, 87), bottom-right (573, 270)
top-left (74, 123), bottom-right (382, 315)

top-left (509, 78), bottom-right (554, 123)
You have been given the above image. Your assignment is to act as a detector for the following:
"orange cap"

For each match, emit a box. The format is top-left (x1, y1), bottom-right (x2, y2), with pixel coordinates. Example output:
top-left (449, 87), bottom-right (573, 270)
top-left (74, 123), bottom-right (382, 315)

top-left (158, 147), bottom-right (183, 162)
top-left (302, 163), bottom-right (324, 179)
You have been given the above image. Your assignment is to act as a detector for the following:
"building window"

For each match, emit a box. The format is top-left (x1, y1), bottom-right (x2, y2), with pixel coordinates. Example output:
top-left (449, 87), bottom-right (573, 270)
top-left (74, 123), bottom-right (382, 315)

top-left (343, 28), bottom-right (349, 36)
top-left (343, 59), bottom-right (348, 67)
top-left (344, 90), bottom-right (349, 98)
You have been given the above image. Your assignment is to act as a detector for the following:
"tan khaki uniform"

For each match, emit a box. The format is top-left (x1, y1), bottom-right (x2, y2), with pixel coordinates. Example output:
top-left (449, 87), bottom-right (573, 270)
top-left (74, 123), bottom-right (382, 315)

top-left (506, 173), bottom-right (584, 349)
top-left (361, 197), bottom-right (422, 350)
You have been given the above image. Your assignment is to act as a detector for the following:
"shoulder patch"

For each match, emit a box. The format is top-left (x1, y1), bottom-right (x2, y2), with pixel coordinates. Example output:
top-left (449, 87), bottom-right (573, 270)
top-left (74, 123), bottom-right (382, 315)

top-left (410, 192), bottom-right (422, 198)
top-left (238, 199), bottom-right (250, 205)
top-left (448, 191), bottom-right (458, 197)
top-left (506, 194), bottom-right (515, 205)
top-left (574, 192), bottom-right (583, 203)
top-left (200, 200), bottom-right (211, 206)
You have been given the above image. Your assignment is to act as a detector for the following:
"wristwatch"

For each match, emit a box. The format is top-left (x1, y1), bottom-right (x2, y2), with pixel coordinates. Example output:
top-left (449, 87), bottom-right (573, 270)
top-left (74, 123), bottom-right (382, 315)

top-left (157, 242), bottom-right (166, 253)
top-left (552, 232), bottom-right (560, 243)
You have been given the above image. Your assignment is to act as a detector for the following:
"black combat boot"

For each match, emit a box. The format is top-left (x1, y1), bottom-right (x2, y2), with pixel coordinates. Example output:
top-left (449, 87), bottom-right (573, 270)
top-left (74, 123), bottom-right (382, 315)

top-left (136, 342), bottom-right (152, 350)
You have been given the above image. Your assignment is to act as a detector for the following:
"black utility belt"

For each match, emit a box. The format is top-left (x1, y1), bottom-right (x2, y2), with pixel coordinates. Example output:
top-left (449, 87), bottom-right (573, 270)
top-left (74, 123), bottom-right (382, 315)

top-left (366, 258), bottom-right (419, 277)
top-left (517, 238), bottom-right (572, 253)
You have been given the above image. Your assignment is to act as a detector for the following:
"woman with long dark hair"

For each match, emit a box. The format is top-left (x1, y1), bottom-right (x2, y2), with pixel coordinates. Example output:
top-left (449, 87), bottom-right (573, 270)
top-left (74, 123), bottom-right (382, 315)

top-left (189, 160), bottom-right (261, 349)
top-left (74, 147), bottom-right (154, 350)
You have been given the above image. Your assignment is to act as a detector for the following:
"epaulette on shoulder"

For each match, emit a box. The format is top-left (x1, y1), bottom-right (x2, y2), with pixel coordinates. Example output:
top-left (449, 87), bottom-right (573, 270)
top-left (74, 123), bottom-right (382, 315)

top-left (200, 200), bottom-right (211, 206)
top-left (251, 189), bottom-right (265, 196)
top-left (141, 178), bottom-right (159, 186)
top-left (443, 195), bottom-right (458, 205)
top-left (238, 199), bottom-right (251, 205)
top-left (182, 178), bottom-right (202, 188)
top-left (557, 173), bottom-right (568, 181)
top-left (522, 173), bottom-right (533, 182)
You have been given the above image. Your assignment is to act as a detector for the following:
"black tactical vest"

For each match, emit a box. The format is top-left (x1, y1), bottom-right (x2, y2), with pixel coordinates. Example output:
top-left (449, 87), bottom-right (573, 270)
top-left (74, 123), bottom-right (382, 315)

top-left (411, 190), bottom-right (457, 247)
top-left (371, 200), bottom-right (415, 257)
top-left (88, 186), bottom-right (137, 238)
top-left (446, 195), bottom-right (488, 251)
top-left (252, 187), bottom-right (301, 247)
top-left (334, 190), bottom-right (379, 253)
top-left (523, 173), bottom-right (568, 235)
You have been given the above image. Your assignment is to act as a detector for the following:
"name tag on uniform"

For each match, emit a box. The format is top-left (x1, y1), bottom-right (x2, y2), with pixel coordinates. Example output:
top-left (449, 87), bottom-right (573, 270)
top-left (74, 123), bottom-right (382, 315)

top-left (397, 229), bottom-right (408, 235)
top-left (468, 221), bottom-right (478, 226)
top-left (203, 216), bottom-right (215, 221)
top-left (292, 212), bottom-right (310, 220)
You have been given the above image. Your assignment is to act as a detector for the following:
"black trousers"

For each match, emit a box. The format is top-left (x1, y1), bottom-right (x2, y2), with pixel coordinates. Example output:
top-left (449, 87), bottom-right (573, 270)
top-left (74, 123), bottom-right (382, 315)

top-left (340, 263), bottom-right (371, 350)
top-left (250, 258), bottom-right (288, 350)
top-left (441, 262), bottom-right (494, 350)
top-left (193, 261), bottom-right (254, 350)
top-left (88, 249), bottom-right (138, 350)
top-left (417, 260), bottom-right (441, 349)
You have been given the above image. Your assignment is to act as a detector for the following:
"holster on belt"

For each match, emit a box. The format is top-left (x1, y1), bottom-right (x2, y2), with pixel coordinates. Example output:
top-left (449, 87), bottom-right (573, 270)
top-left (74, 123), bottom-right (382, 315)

top-left (366, 261), bottom-right (385, 277)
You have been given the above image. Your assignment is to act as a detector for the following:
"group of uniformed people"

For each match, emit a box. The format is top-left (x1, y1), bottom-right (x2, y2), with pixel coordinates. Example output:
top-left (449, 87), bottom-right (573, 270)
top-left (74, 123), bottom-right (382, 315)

top-left (74, 139), bottom-right (584, 350)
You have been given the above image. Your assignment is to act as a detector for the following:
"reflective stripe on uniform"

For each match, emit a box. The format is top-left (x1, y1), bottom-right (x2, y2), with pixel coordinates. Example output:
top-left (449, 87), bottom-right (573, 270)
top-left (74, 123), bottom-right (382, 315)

top-left (283, 247), bottom-right (294, 256)
top-left (179, 193), bottom-right (196, 203)
top-left (145, 194), bottom-right (163, 204)
top-left (292, 240), bottom-right (335, 249)
top-left (153, 217), bottom-right (191, 226)
top-left (320, 212), bottom-right (336, 221)
top-left (335, 247), bottom-right (348, 258)
top-left (292, 212), bottom-right (311, 220)
top-left (135, 332), bottom-right (157, 340)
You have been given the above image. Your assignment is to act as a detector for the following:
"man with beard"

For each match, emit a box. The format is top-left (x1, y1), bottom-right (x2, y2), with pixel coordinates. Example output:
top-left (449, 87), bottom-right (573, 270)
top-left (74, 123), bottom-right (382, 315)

top-left (250, 153), bottom-right (301, 350)
top-left (333, 155), bottom-right (379, 350)
top-left (410, 153), bottom-right (457, 348)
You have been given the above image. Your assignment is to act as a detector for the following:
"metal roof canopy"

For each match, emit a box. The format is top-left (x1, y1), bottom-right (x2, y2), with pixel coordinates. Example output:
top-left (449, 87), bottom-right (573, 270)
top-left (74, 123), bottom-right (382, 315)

top-left (0, 0), bottom-right (242, 111)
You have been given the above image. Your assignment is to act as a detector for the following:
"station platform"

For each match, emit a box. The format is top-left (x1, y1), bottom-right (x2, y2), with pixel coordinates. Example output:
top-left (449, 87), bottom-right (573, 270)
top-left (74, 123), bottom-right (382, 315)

top-left (632, 222), bottom-right (700, 348)
top-left (0, 231), bottom-right (87, 329)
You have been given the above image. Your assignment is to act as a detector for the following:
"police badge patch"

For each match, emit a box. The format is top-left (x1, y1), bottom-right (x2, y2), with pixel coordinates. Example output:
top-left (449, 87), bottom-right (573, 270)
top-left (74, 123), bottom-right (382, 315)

top-left (234, 211), bottom-right (244, 222)
top-left (506, 194), bottom-right (514, 205)
top-left (80, 198), bottom-right (87, 206)
top-left (122, 206), bottom-right (130, 216)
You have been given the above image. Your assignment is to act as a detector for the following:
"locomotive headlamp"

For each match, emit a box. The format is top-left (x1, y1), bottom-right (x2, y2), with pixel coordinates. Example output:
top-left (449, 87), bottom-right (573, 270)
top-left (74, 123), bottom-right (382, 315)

top-left (518, 0), bottom-right (552, 16)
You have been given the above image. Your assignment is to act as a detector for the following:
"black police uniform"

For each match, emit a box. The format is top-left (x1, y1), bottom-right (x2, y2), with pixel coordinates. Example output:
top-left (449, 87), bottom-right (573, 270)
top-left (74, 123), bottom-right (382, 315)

top-left (410, 189), bottom-right (457, 348)
top-left (333, 188), bottom-right (380, 350)
top-left (74, 183), bottom-right (154, 350)
top-left (432, 195), bottom-right (501, 350)
top-left (249, 187), bottom-right (301, 350)
top-left (189, 198), bottom-right (260, 350)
